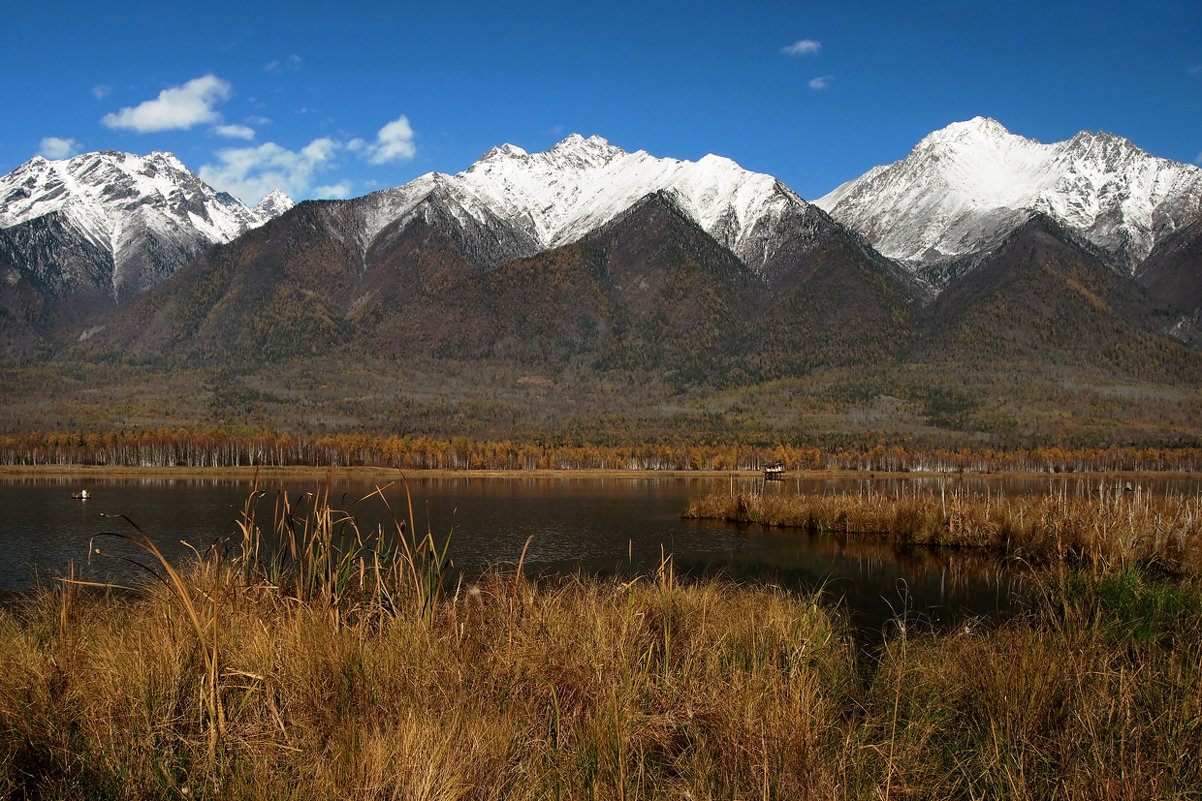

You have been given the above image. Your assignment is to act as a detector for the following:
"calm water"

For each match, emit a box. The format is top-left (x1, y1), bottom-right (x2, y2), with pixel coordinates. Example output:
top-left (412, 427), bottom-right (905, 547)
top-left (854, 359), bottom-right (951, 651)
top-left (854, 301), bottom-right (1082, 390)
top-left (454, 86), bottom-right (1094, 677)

top-left (5, 473), bottom-right (1197, 633)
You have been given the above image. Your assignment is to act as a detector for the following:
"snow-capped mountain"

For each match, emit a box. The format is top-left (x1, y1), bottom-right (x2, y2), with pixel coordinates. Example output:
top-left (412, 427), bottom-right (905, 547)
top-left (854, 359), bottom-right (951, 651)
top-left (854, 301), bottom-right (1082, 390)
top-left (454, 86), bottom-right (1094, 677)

top-left (354, 133), bottom-right (819, 276)
top-left (814, 117), bottom-right (1202, 284)
top-left (252, 188), bottom-right (295, 221)
top-left (0, 150), bottom-right (293, 301)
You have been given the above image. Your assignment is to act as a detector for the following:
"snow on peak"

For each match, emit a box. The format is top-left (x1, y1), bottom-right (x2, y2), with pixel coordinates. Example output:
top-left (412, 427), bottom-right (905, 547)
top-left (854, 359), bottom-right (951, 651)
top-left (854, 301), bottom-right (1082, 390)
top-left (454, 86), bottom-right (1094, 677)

top-left (360, 134), bottom-right (808, 271)
top-left (0, 148), bottom-right (294, 300)
top-left (253, 188), bottom-right (295, 219)
top-left (476, 143), bottom-right (529, 163)
top-left (0, 149), bottom-right (291, 238)
top-left (915, 116), bottom-right (1016, 149)
top-left (547, 133), bottom-right (624, 163)
top-left (815, 118), bottom-right (1202, 274)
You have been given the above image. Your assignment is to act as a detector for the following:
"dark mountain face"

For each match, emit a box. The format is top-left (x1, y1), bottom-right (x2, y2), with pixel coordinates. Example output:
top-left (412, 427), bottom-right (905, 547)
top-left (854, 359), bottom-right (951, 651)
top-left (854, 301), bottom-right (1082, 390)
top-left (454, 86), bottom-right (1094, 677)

top-left (95, 201), bottom-right (362, 364)
top-left (0, 212), bottom-right (115, 302)
top-left (1137, 219), bottom-right (1202, 348)
top-left (77, 188), bottom-right (928, 392)
top-left (754, 227), bottom-right (926, 378)
top-left (86, 187), bottom-right (1201, 393)
top-left (921, 215), bottom-right (1202, 381)
top-left (0, 215), bottom-right (120, 360)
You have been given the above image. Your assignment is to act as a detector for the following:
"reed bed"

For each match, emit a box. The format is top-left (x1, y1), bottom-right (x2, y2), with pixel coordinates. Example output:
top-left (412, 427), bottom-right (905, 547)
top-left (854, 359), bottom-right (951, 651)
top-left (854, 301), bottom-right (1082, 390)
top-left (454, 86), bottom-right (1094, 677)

top-left (1, 484), bottom-right (1201, 799)
top-left (685, 485), bottom-right (1202, 576)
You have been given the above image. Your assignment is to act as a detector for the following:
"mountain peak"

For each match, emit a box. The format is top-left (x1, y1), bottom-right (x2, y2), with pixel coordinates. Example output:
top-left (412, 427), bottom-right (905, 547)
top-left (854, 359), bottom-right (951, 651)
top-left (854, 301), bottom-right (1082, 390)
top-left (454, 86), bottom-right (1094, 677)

top-left (547, 133), bottom-right (626, 164)
top-left (477, 143), bottom-right (529, 163)
top-left (916, 116), bottom-right (1016, 149)
top-left (1065, 128), bottom-right (1147, 160)
top-left (816, 118), bottom-right (1202, 282)
top-left (254, 188), bottom-right (295, 217)
top-left (359, 133), bottom-right (815, 279)
top-left (0, 148), bottom-right (295, 302)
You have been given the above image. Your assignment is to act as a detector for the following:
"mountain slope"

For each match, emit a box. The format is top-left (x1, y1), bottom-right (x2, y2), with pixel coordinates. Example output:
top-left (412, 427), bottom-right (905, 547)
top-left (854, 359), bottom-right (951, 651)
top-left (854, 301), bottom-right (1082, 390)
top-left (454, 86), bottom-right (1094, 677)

top-left (1137, 218), bottom-right (1202, 348)
top-left (88, 180), bottom-right (927, 391)
top-left (815, 117), bottom-right (1202, 288)
top-left (920, 214), bottom-right (1202, 381)
top-left (100, 201), bottom-right (359, 363)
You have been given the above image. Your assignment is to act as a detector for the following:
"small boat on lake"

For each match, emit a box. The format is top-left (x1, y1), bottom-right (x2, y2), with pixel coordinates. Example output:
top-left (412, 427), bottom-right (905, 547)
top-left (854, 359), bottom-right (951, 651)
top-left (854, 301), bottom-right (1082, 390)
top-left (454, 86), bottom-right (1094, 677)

top-left (71, 490), bottom-right (90, 500)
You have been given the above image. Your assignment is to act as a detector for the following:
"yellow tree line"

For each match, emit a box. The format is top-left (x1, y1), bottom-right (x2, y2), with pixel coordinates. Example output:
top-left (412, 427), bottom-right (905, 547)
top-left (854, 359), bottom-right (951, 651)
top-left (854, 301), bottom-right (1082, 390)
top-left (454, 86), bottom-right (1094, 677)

top-left (1, 429), bottom-right (1200, 473)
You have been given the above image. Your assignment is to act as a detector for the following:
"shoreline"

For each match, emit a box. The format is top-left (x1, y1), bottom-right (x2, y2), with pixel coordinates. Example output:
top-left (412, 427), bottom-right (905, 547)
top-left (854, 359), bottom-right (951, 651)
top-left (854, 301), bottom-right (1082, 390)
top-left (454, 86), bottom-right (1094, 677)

top-left (1, 464), bottom-right (1199, 481)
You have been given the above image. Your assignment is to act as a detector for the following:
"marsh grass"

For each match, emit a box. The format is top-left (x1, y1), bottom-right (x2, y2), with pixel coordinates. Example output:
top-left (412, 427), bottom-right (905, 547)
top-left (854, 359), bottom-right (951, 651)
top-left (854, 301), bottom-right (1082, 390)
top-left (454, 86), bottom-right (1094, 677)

top-left (2, 484), bottom-right (1201, 799)
top-left (685, 485), bottom-right (1202, 576)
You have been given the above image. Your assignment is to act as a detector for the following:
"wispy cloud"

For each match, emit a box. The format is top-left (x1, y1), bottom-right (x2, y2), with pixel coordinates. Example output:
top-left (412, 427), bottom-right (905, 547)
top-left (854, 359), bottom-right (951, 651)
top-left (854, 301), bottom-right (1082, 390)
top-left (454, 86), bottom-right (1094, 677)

top-left (38, 137), bottom-right (82, 159)
top-left (1191, 65), bottom-right (1202, 75)
top-left (808, 75), bottom-right (834, 90)
top-left (1195, 151), bottom-right (1202, 165)
top-left (91, 84), bottom-right (111, 100)
top-left (199, 137), bottom-right (340, 204)
top-left (365, 115), bottom-right (417, 164)
top-left (265, 54), bottom-right (303, 73)
top-left (215, 124), bottom-right (256, 140)
top-left (101, 75), bottom-right (231, 133)
top-left (781, 39), bottom-right (821, 56)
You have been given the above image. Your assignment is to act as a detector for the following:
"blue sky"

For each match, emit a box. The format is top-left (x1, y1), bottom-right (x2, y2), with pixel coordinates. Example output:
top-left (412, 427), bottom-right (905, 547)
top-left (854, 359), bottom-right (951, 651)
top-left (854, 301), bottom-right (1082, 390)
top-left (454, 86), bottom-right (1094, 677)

top-left (4, 0), bottom-right (1200, 205)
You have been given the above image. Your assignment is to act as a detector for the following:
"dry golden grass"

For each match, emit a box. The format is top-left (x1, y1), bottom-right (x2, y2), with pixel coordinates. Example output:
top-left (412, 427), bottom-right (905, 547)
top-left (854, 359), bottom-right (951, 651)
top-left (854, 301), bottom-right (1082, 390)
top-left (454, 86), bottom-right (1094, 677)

top-left (0, 567), bottom-right (853, 799)
top-left (685, 485), bottom-right (1202, 576)
top-left (1, 486), bottom-right (1201, 799)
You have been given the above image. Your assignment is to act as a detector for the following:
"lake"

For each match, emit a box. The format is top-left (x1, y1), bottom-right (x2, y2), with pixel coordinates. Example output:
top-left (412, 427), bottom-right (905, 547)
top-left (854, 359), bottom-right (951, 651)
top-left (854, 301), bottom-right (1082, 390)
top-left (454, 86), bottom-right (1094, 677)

top-left (6, 472), bottom-right (1193, 634)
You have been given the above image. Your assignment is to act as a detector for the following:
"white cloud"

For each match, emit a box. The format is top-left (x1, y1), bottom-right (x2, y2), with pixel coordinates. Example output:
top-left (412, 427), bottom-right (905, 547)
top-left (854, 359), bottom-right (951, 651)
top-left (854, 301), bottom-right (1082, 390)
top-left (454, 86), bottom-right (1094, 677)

top-left (302, 137), bottom-right (340, 163)
top-left (198, 114), bottom-right (417, 203)
top-left (215, 124), bottom-right (256, 140)
top-left (809, 75), bottom-right (834, 90)
top-left (782, 39), bottom-right (821, 56)
top-left (101, 75), bottom-right (232, 133)
top-left (92, 84), bottom-right (112, 100)
top-left (366, 115), bottom-right (417, 164)
top-left (1195, 152), bottom-right (1202, 165)
top-left (39, 137), bottom-right (82, 159)
top-left (313, 184), bottom-right (351, 199)
top-left (199, 137), bottom-right (341, 204)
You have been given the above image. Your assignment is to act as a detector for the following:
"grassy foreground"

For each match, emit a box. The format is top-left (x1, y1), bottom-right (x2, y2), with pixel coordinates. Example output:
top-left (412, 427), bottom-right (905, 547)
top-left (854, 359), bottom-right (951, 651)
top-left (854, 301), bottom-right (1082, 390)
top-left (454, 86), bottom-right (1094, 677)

top-left (1, 488), bottom-right (1201, 799)
top-left (685, 486), bottom-right (1202, 577)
